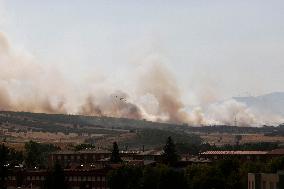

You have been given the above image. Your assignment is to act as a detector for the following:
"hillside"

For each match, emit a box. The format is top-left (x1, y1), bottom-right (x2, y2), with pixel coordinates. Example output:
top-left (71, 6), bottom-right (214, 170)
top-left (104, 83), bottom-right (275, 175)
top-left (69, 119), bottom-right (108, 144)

top-left (0, 111), bottom-right (185, 133)
top-left (0, 111), bottom-right (283, 135)
top-left (234, 92), bottom-right (284, 116)
top-left (0, 111), bottom-right (202, 150)
top-left (2, 111), bottom-right (284, 150)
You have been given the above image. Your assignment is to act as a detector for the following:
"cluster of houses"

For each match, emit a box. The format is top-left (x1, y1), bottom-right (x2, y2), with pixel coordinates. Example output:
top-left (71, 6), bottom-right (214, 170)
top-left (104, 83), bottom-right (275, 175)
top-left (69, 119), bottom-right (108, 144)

top-left (5, 148), bottom-right (284, 189)
top-left (6, 149), bottom-right (163, 189)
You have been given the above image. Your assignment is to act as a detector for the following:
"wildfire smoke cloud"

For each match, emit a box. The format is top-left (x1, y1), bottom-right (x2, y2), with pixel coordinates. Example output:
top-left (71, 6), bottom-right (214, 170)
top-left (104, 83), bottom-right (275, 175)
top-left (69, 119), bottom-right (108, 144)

top-left (0, 32), bottom-right (282, 126)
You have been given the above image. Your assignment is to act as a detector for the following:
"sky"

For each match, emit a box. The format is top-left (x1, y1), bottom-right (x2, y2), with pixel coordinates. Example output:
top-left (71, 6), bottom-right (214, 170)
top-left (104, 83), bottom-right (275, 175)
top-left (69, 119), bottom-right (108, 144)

top-left (0, 1), bottom-right (284, 125)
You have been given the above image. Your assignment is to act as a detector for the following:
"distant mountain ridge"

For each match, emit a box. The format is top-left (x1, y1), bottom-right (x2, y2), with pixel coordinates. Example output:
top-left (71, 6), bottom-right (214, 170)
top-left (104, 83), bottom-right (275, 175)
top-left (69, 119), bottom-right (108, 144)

top-left (233, 92), bottom-right (284, 116)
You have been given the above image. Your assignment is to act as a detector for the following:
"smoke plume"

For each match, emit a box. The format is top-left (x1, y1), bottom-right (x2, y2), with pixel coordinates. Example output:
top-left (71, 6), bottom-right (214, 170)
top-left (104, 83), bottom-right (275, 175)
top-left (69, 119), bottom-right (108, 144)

top-left (0, 87), bottom-right (11, 110)
top-left (137, 63), bottom-right (193, 124)
top-left (79, 91), bottom-right (142, 120)
top-left (206, 99), bottom-right (257, 126)
top-left (0, 32), bottom-right (68, 114)
top-left (0, 32), bottom-right (283, 126)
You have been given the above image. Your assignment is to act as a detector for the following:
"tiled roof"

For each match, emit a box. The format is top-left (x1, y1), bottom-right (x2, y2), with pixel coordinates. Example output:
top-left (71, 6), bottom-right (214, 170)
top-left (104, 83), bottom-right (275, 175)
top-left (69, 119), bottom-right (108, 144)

top-left (267, 149), bottom-right (284, 155)
top-left (51, 149), bottom-right (110, 155)
top-left (139, 150), bottom-right (163, 156)
top-left (200, 151), bottom-right (268, 155)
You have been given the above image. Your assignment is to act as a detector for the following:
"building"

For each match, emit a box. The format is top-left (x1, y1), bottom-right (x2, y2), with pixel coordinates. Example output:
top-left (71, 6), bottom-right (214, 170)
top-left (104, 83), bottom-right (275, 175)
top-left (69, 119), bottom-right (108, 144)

top-left (199, 151), bottom-right (268, 161)
top-left (6, 149), bottom-right (163, 189)
top-left (6, 168), bottom-right (109, 189)
top-left (267, 149), bottom-right (284, 158)
top-left (199, 149), bottom-right (284, 162)
top-left (248, 171), bottom-right (284, 189)
top-left (48, 149), bottom-right (162, 168)
top-left (48, 149), bottom-right (111, 168)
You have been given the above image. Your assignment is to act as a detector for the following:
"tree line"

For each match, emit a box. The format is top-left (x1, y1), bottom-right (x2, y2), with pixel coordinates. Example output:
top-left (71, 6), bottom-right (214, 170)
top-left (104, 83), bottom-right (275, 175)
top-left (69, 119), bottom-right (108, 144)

top-left (107, 137), bottom-right (284, 189)
top-left (1, 137), bottom-right (284, 189)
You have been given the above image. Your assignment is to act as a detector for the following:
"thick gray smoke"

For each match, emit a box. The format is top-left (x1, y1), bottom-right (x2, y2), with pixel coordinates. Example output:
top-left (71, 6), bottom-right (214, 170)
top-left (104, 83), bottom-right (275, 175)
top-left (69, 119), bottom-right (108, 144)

top-left (0, 87), bottom-right (11, 110)
top-left (208, 99), bottom-right (284, 126)
top-left (206, 99), bottom-right (257, 126)
top-left (0, 32), bottom-right (68, 114)
top-left (0, 32), bottom-right (282, 126)
top-left (137, 63), bottom-right (197, 124)
top-left (79, 91), bottom-right (142, 120)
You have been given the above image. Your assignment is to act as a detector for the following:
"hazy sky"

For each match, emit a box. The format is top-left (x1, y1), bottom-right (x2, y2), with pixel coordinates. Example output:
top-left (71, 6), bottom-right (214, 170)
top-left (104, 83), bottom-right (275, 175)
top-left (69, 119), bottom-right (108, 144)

top-left (1, 0), bottom-right (284, 104)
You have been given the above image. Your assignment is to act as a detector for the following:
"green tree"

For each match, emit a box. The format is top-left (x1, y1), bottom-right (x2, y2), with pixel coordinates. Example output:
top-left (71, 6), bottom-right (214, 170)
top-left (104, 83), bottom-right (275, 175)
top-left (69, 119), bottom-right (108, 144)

top-left (110, 142), bottom-right (122, 163)
top-left (142, 167), bottom-right (160, 189)
top-left (239, 161), bottom-right (266, 188)
top-left (107, 166), bottom-right (142, 189)
top-left (235, 135), bottom-right (242, 145)
top-left (25, 141), bottom-right (43, 168)
top-left (186, 164), bottom-right (225, 189)
top-left (217, 160), bottom-right (242, 189)
top-left (74, 143), bottom-right (96, 151)
top-left (158, 167), bottom-right (187, 189)
top-left (24, 141), bottom-right (60, 168)
top-left (0, 144), bottom-right (9, 189)
top-left (162, 137), bottom-right (179, 166)
top-left (9, 148), bottom-right (23, 166)
top-left (44, 163), bottom-right (68, 189)
top-left (266, 157), bottom-right (284, 173)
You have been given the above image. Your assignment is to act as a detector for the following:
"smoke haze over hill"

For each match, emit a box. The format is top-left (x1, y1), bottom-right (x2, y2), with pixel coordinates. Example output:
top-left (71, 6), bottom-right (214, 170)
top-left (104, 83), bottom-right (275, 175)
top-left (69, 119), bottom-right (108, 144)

top-left (0, 31), bottom-right (283, 126)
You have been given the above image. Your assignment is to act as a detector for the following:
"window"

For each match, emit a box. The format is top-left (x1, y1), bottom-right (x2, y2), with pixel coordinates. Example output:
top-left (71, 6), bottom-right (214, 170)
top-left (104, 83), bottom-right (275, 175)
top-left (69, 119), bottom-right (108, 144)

top-left (270, 182), bottom-right (274, 189)
top-left (248, 181), bottom-right (251, 189)
top-left (263, 181), bottom-right (266, 189)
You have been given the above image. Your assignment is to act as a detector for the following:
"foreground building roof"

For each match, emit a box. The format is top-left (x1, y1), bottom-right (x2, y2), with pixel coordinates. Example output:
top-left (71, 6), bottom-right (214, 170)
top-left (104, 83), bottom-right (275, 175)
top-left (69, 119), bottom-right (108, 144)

top-left (267, 148), bottom-right (284, 155)
top-left (200, 151), bottom-right (268, 155)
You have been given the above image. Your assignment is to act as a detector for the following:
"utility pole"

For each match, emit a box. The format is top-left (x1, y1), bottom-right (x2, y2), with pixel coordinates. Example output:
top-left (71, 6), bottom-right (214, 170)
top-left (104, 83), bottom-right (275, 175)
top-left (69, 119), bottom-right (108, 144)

top-left (234, 115), bottom-right (237, 126)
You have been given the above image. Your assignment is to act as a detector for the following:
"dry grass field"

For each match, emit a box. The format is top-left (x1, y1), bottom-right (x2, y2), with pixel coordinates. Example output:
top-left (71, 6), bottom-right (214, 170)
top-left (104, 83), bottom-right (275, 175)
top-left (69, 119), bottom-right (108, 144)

top-left (201, 133), bottom-right (284, 146)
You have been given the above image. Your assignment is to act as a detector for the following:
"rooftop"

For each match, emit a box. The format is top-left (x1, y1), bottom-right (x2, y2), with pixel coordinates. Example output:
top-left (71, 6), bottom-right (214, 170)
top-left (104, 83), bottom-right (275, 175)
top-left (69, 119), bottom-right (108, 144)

top-left (51, 149), bottom-right (110, 155)
top-left (267, 148), bottom-right (284, 155)
top-left (200, 151), bottom-right (268, 155)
